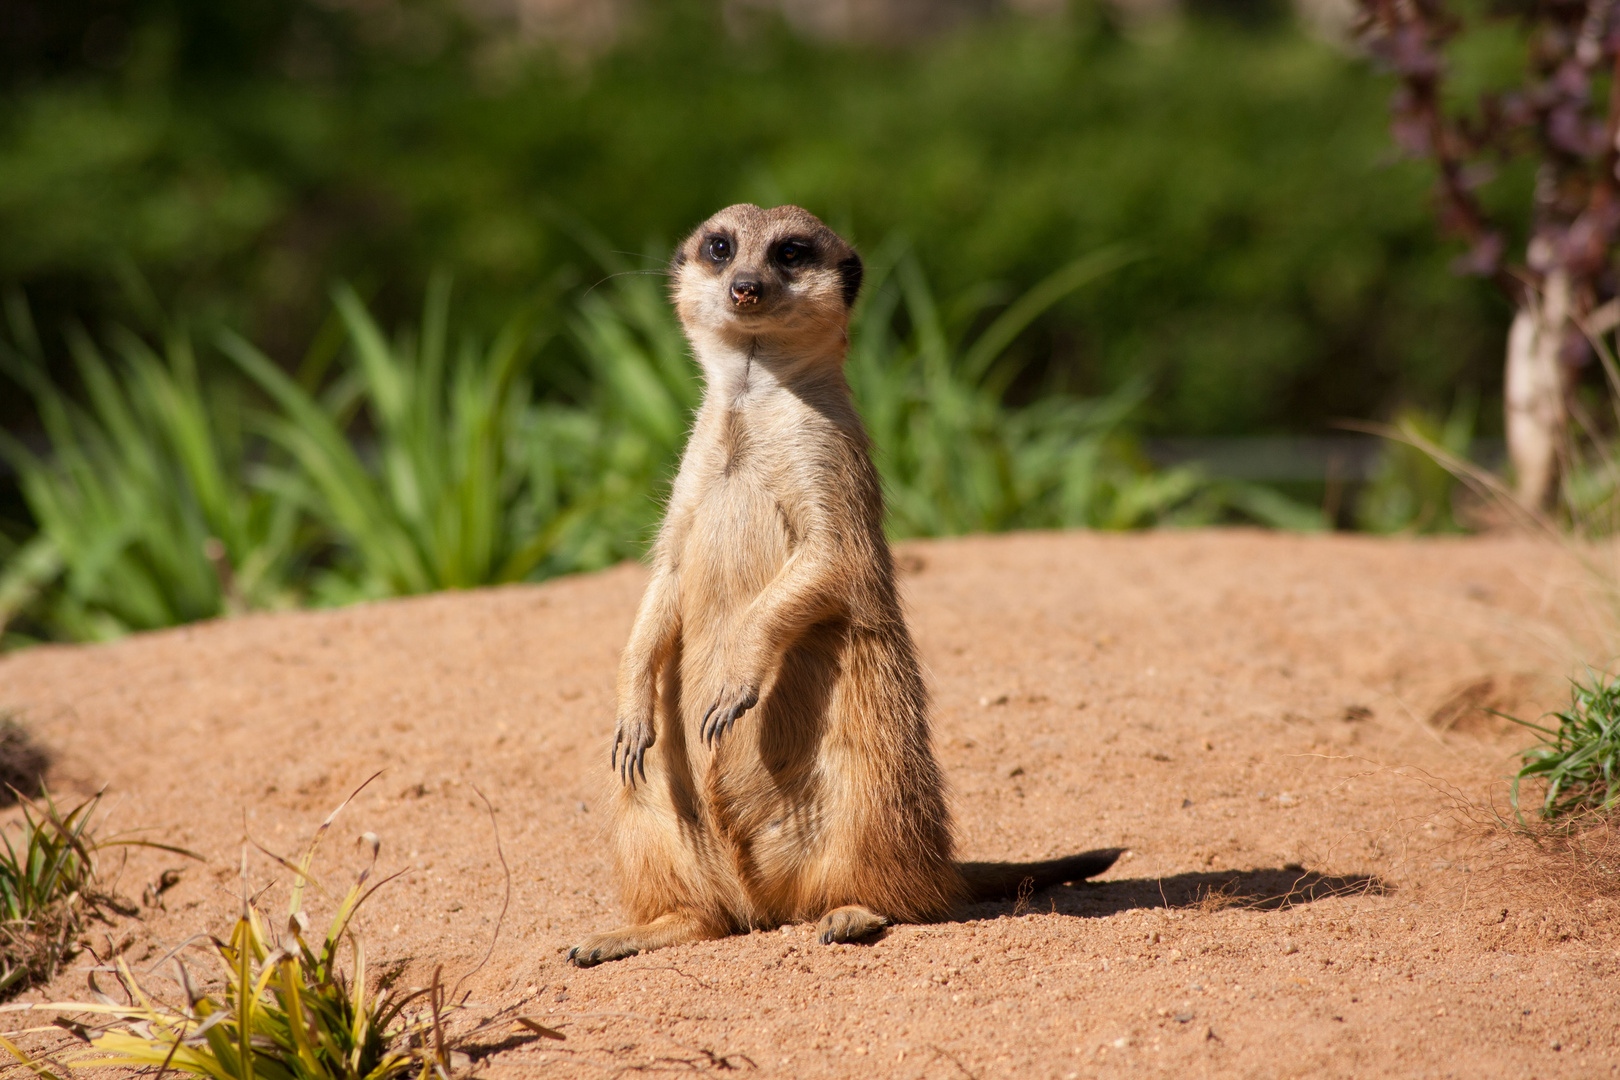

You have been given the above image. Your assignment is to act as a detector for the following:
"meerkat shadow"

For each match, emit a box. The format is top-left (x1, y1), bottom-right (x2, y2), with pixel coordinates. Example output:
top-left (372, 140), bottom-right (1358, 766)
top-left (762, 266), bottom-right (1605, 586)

top-left (954, 864), bottom-right (1391, 923)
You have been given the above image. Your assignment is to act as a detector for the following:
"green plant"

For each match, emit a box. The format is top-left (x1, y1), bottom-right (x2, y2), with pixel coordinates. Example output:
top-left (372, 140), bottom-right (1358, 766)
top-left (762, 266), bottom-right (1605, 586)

top-left (0, 788), bottom-right (193, 996)
top-left (221, 277), bottom-right (557, 602)
top-left (0, 293), bottom-right (301, 642)
top-left (1509, 671), bottom-right (1620, 821)
top-left (1354, 399), bottom-right (1477, 534)
top-left (0, 786), bottom-right (560, 1080)
top-left (1, 247), bottom-right (1319, 648)
top-left (528, 248), bottom-right (702, 573)
top-left (0, 792), bottom-right (99, 996)
top-left (848, 249), bottom-right (1322, 534)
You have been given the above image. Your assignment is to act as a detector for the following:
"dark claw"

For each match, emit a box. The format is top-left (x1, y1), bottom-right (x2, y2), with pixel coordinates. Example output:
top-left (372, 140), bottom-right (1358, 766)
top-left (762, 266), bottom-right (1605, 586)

top-left (820, 930), bottom-right (833, 945)
top-left (702, 688), bottom-right (758, 746)
top-left (612, 720), bottom-right (654, 787)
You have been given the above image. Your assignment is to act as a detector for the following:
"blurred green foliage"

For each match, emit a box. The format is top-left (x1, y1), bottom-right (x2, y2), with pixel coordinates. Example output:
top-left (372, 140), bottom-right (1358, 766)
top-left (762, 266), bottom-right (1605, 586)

top-left (0, 0), bottom-right (1531, 641)
top-left (0, 256), bottom-right (1320, 645)
top-left (1354, 399), bottom-right (1477, 534)
top-left (219, 278), bottom-right (555, 602)
top-left (0, 294), bottom-right (301, 640)
top-left (0, 0), bottom-right (1511, 439)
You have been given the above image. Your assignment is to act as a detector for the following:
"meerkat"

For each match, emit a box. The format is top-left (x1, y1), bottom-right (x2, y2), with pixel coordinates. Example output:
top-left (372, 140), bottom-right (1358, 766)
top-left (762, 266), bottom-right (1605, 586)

top-left (568, 204), bottom-right (1119, 966)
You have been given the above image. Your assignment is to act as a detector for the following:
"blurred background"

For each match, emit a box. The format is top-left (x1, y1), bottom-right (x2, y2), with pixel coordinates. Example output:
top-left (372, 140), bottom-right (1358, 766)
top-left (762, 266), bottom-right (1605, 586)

top-left (0, 0), bottom-right (1526, 645)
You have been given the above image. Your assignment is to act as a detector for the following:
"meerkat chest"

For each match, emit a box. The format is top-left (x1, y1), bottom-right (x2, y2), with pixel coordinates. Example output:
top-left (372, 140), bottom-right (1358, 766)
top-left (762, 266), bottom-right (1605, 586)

top-left (677, 430), bottom-right (816, 612)
top-left (678, 459), bottom-right (797, 606)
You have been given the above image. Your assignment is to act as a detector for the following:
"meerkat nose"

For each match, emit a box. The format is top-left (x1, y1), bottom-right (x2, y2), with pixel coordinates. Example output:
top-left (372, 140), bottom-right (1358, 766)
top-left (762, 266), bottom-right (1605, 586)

top-left (730, 280), bottom-right (763, 306)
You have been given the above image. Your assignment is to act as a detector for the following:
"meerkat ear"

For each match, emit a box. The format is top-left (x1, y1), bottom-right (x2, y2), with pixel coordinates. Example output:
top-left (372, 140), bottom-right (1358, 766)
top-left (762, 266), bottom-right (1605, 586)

top-left (837, 254), bottom-right (864, 308)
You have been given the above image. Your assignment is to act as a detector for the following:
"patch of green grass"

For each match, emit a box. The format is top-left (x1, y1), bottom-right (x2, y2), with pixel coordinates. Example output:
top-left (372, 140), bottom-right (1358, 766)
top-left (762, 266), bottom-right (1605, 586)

top-left (1509, 671), bottom-right (1620, 821)
top-left (1354, 400), bottom-right (1478, 535)
top-left (0, 788), bottom-right (192, 996)
top-left (0, 293), bottom-right (301, 642)
top-left (0, 791), bottom-right (101, 996)
top-left (849, 248), bottom-right (1323, 535)
top-left (220, 276), bottom-right (558, 603)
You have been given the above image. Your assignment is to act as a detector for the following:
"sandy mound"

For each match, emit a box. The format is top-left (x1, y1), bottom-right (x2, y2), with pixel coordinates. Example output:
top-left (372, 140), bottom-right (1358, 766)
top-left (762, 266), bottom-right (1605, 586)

top-left (2, 529), bottom-right (1616, 1079)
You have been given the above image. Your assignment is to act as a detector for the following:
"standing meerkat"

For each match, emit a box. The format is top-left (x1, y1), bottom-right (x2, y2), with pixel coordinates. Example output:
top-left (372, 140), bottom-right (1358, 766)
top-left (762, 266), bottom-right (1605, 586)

top-left (569, 204), bottom-right (1119, 966)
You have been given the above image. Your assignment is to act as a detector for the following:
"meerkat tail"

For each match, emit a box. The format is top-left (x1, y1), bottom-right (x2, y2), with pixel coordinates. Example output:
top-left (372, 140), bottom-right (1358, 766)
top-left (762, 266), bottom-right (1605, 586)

top-left (957, 848), bottom-right (1125, 902)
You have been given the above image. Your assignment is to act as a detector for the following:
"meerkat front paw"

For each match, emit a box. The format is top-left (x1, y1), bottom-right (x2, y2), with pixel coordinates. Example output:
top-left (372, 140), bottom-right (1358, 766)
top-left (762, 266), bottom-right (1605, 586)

top-left (700, 683), bottom-right (759, 746)
top-left (612, 716), bottom-right (655, 786)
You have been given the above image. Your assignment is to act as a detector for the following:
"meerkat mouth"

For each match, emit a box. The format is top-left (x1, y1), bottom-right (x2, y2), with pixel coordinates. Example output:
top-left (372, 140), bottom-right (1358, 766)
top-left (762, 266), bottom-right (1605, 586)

top-left (725, 299), bottom-right (775, 320)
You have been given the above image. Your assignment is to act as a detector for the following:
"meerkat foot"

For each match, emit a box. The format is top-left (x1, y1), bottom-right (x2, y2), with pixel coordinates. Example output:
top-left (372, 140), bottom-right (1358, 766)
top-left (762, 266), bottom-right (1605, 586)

top-left (700, 683), bottom-right (759, 746)
top-left (816, 905), bottom-right (890, 945)
top-left (568, 910), bottom-right (721, 967)
top-left (611, 716), bottom-right (655, 787)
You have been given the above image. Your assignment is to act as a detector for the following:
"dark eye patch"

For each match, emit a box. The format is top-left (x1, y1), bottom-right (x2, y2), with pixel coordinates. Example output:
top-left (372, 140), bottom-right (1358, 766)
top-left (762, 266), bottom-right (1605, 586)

top-left (837, 254), bottom-right (863, 307)
top-left (773, 239), bottom-right (815, 268)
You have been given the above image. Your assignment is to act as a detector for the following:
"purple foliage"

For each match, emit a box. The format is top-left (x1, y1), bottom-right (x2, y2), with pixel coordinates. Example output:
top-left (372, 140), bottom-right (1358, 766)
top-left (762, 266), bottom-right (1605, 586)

top-left (1359, 0), bottom-right (1620, 341)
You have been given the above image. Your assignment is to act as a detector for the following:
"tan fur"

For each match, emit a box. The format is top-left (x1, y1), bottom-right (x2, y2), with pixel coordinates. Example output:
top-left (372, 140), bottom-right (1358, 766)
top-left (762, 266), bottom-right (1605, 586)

top-left (568, 205), bottom-right (1112, 968)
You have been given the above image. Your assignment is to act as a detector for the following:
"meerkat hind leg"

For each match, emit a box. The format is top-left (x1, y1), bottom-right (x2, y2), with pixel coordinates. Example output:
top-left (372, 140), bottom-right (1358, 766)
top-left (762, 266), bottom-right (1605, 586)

top-left (569, 909), bottom-right (721, 968)
top-left (816, 905), bottom-right (890, 945)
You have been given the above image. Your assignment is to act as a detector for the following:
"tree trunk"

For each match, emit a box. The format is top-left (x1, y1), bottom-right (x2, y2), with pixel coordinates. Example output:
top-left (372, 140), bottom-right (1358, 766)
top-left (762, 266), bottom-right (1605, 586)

top-left (1504, 269), bottom-right (1571, 513)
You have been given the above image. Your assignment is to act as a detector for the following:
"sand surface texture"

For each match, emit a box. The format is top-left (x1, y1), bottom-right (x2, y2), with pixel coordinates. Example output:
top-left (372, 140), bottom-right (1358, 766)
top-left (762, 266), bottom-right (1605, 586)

top-left (2, 530), bottom-right (1618, 1079)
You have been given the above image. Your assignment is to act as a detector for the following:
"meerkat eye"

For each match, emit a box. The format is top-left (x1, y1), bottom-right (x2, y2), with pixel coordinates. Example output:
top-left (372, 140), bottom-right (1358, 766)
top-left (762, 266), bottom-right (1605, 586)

top-left (705, 236), bottom-right (732, 263)
top-left (774, 241), bottom-right (810, 266)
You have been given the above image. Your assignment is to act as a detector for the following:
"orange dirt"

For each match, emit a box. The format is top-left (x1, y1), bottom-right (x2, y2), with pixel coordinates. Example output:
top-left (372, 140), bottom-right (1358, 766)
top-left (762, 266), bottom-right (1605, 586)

top-left (3, 529), bottom-right (1619, 1079)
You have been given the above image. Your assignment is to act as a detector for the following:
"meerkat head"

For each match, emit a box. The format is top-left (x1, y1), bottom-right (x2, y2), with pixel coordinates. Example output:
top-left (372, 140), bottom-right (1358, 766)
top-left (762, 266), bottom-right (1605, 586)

top-left (671, 204), bottom-right (863, 356)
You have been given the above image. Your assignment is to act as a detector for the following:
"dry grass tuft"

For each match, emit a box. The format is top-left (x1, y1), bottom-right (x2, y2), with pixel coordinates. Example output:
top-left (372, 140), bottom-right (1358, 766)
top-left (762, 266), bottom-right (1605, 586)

top-left (1191, 883), bottom-right (1244, 914)
top-left (1485, 810), bottom-right (1620, 906)
top-left (1417, 781), bottom-right (1620, 932)
top-left (0, 776), bottom-right (562, 1080)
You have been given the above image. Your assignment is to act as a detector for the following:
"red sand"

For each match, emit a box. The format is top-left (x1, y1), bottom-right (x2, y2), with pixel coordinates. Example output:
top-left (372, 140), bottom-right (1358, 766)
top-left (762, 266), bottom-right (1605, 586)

top-left (3, 529), bottom-right (1618, 1079)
